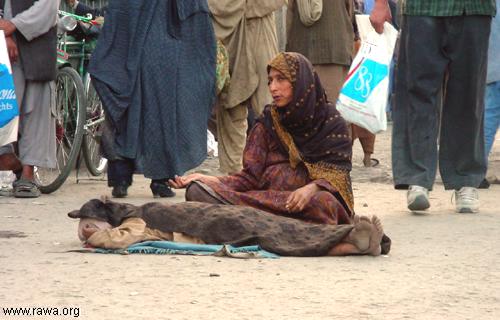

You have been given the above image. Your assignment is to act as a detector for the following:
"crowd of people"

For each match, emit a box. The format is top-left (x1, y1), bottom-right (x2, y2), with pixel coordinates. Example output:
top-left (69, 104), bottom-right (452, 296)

top-left (0, 1), bottom-right (498, 255)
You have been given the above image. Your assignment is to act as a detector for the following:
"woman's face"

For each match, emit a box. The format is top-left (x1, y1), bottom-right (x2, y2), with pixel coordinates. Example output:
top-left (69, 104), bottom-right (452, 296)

top-left (268, 68), bottom-right (293, 108)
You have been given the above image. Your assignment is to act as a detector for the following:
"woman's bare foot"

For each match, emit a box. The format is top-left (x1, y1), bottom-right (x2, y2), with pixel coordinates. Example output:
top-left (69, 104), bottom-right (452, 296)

top-left (347, 215), bottom-right (384, 256)
top-left (346, 215), bottom-right (371, 251)
top-left (368, 216), bottom-right (384, 256)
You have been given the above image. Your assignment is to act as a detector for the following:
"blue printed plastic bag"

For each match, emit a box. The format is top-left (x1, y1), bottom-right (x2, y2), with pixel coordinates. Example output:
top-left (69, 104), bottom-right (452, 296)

top-left (0, 63), bottom-right (18, 127)
top-left (0, 31), bottom-right (19, 147)
top-left (336, 16), bottom-right (397, 134)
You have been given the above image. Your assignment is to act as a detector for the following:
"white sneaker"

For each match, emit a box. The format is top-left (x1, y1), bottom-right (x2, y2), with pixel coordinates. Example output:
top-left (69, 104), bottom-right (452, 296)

top-left (407, 185), bottom-right (430, 211)
top-left (454, 187), bottom-right (479, 213)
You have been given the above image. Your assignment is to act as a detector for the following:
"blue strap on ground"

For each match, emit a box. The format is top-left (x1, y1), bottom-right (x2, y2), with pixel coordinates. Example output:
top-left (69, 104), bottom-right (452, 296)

top-left (94, 241), bottom-right (279, 259)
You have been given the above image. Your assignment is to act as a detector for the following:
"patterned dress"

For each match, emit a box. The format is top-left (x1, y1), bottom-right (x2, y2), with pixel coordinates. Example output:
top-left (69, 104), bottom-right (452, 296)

top-left (200, 123), bottom-right (353, 225)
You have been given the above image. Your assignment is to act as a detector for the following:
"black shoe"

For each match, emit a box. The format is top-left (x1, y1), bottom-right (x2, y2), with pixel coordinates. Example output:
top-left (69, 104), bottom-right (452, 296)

top-left (112, 184), bottom-right (128, 198)
top-left (150, 180), bottom-right (176, 198)
top-left (478, 178), bottom-right (490, 189)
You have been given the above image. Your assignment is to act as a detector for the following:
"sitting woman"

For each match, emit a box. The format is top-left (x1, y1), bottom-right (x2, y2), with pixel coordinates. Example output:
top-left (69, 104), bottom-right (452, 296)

top-left (170, 52), bottom-right (354, 226)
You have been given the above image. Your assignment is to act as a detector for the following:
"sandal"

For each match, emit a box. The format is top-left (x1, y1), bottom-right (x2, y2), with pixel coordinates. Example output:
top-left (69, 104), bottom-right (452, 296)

top-left (363, 158), bottom-right (380, 167)
top-left (13, 179), bottom-right (41, 198)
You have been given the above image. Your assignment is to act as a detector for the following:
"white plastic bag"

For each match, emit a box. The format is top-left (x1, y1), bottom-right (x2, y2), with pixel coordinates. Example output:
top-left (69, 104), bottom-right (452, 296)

top-left (0, 31), bottom-right (19, 147)
top-left (336, 15), bottom-right (398, 134)
top-left (207, 129), bottom-right (218, 157)
top-left (0, 170), bottom-right (15, 195)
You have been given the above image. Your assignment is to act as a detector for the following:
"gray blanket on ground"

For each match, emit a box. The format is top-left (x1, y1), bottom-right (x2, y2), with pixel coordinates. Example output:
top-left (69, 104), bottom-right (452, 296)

top-left (69, 199), bottom-right (363, 257)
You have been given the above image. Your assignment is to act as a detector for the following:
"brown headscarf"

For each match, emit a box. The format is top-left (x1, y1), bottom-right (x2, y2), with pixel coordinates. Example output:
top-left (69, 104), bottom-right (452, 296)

top-left (260, 52), bottom-right (354, 211)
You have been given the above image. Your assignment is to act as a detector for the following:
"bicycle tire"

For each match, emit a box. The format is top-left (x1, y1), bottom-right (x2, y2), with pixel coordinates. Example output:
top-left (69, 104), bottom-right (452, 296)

top-left (37, 67), bottom-right (86, 194)
top-left (82, 74), bottom-right (107, 176)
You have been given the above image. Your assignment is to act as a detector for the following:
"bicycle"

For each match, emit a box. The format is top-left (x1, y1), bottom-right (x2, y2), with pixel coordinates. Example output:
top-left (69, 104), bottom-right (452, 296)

top-left (35, 11), bottom-right (106, 193)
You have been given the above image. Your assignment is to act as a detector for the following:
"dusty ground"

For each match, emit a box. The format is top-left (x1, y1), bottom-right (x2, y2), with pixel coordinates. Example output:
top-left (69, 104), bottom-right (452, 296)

top-left (1, 124), bottom-right (499, 320)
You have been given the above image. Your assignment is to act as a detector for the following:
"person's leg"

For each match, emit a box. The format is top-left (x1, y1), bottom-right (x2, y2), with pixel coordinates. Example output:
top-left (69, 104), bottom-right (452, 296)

top-left (13, 80), bottom-right (56, 198)
top-left (438, 16), bottom-right (490, 193)
top-left (484, 81), bottom-right (500, 157)
top-left (358, 128), bottom-right (376, 167)
top-left (0, 151), bottom-right (21, 171)
top-left (17, 81), bottom-right (57, 179)
top-left (107, 158), bottom-right (134, 198)
top-left (301, 191), bottom-right (352, 225)
top-left (392, 16), bottom-right (448, 191)
top-left (360, 138), bottom-right (376, 167)
top-left (351, 124), bottom-right (376, 167)
top-left (185, 182), bottom-right (224, 204)
top-left (216, 102), bottom-right (248, 174)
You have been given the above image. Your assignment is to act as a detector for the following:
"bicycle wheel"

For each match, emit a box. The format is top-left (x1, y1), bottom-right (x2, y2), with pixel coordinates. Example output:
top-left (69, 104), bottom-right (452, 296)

top-left (82, 74), bottom-right (107, 176)
top-left (36, 67), bottom-right (86, 194)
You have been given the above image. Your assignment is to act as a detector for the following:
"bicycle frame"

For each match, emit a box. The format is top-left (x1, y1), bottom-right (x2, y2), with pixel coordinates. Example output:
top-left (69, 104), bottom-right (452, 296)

top-left (57, 10), bottom-right (98, 75)
top-left (36, 11), bottom-right (106, 193)
top-left (57, 12), bottom-right (105, 131)
top-left (57, 30), bottom-right (89, 76)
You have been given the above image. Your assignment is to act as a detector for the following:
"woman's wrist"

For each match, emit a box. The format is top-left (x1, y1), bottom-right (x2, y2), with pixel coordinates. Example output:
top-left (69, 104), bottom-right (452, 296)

top-left (307, 182), bottom-right (321, 193)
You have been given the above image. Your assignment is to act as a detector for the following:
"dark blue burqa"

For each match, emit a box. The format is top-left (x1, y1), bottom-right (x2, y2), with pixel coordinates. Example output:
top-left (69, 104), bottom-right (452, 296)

top-left (89, 0), bottom-right (216, 179)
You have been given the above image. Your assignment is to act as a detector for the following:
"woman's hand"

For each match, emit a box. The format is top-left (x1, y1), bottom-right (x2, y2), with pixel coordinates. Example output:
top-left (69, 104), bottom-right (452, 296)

top-left (286, 183), bottom-right (321, 213)
top-left (168, 173), bottom-right (219, 189)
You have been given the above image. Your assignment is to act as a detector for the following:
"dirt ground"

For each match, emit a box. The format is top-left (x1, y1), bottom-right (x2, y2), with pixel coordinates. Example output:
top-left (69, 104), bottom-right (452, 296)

top-left (1, 124), bottom-right (499, 320)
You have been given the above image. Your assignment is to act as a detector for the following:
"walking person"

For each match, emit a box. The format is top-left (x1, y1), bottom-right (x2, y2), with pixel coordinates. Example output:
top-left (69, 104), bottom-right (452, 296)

top-left (286, 0), bottom-right (356, 103)
top-left (0, 0), bottom-right (59, 198)
top-left (208, 0), bottom-right (286, 174)
top-left (481, 0), bottom-right (500, 188)
top-left (89, 0), bottom-right (217, 198)
top-left (371, 0), bottom-right (496, 213)
top-left (350, 0), bottom-right (399, 168)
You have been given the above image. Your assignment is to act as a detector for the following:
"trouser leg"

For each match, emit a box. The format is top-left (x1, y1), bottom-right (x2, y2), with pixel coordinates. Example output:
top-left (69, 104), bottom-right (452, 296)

top-left (17, 81), bottom-right (56, 168)
top-left (107, 158), bottom-right (134, 187)
top-left (438, 16), bottom-right (490, 190)
top-left (216, 102), bottom-right (248, 174)
top-left (185, 182), bottom-right (224, 204)
top-left (392, 16), bottom-right (448, 190)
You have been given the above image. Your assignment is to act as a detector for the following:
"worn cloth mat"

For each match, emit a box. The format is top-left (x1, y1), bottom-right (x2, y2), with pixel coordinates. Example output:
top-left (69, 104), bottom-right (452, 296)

top-left (69, 199), bottom-right (393, 257)
top-left (84, 241), bottom-right (278, 259)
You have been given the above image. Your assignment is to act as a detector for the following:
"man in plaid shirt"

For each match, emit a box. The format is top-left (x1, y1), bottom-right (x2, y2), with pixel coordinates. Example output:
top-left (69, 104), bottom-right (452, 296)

top-left (370, 0), bottom-right (496, 214)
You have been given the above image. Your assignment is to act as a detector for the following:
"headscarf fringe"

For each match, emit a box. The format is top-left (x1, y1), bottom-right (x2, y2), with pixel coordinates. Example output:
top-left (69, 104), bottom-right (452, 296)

top-left (304, 162), bottom-right (354, 213)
